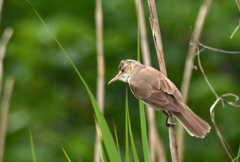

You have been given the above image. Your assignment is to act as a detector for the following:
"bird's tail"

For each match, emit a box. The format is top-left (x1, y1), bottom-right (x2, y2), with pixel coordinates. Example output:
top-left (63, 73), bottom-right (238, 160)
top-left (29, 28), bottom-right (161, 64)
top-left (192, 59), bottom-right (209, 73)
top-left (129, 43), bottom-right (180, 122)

top-left (172, 103), bottom-right (211, 138)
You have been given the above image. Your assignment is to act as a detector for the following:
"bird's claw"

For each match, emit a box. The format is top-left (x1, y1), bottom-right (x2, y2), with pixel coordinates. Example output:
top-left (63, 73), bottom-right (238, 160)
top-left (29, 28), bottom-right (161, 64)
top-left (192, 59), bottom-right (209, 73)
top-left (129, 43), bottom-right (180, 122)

top-left (166, 122), bottom-right (177, 127)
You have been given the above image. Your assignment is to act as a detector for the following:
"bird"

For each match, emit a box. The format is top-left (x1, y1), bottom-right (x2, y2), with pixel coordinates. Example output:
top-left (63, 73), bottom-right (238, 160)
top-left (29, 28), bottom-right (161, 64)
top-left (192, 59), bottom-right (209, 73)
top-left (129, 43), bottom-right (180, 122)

top-left (108, 59), bottom-right (211, 138)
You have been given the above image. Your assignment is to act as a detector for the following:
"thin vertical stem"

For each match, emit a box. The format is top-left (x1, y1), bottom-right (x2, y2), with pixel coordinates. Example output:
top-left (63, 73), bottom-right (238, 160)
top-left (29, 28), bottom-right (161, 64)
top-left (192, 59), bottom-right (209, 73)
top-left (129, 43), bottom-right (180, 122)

top-left (178, 0), bottom-right (213, 161)
top-left (135, 0), bottom-right (166, 161)
top-left (147, 0), bottom-right (166, 76)
top-left (94, 0), bottom-right (105, 161)
top-left (147, 0), bottom-right (178, 161)
top-left (0, 78), bottom-right (14, 162)
top-left (0, 28), bottom-right (13, 162)
top-left (0, 28), bottom-right (13, 97)
top-left (0, 0), bottom-right (3, 25)
top-left (96, 0), bottom-right (105, 112)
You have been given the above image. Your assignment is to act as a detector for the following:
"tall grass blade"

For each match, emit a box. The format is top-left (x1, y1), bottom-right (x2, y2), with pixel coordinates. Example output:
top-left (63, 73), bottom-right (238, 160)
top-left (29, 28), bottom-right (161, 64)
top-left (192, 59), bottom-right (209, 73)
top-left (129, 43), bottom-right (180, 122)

top-left (125, 87), bottom-right (130, 162)
top-left (128, 111), bottom-right (139, 162)
top-left (61, 146), bottom-right (72, 162)
top-left (126, 88), bottom-right (139, 162)
top-left (99, 141), bottom-right (107, 162)
top-left (95, 119), bottom-right (107, 162)
top-left (113, 122), bottom-right (121, 161)
top-left (232, 145), bottom-right (240, 162)
top-left (27, 3), bottom-right (120, 162)
top-left (29, 128), bottom-right (37, 162)
top-left (139, 101), bottom-right (151, 162)
top-left (238, 145), bottom-right (240, 162)
top-left (137, 3), bottom-right (151, 162)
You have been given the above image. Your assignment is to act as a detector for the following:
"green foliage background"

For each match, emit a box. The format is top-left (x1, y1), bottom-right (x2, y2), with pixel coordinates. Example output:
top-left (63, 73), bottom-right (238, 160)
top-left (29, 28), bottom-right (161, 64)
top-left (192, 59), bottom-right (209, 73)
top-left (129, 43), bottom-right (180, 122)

top-left (2, 0), bottom-right (240, 161)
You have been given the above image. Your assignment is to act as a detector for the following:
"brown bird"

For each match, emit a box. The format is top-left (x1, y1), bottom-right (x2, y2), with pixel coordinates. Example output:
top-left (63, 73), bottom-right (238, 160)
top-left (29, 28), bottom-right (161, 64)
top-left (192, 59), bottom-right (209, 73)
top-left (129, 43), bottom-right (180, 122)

top-left (108, 59), bottom-right (210, 138)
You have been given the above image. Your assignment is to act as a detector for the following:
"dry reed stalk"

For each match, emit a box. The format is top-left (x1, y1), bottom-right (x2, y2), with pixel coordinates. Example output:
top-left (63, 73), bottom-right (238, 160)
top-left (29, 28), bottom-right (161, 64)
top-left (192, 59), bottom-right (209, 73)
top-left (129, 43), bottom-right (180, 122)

top-left (0, 78), bottom-right (14, 162)
top-left (134, 0), bottom-right (166, 161)
top-left (147, 0), bottom-right (178, 161)
top-left (178, 0), bottom-right (213, 161)
top-left (0, 28), bottom-right (14, 162)
top-left (94, 0), bottom-right (105, 161)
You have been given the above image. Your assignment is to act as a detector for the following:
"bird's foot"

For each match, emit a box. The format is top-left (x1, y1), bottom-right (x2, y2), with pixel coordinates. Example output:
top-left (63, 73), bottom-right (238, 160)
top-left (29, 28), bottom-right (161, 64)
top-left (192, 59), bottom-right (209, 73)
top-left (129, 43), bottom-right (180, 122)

top-left (166, 122), bottom-right (176, 127)
top-left (162, 111), bottom-right (177, 127)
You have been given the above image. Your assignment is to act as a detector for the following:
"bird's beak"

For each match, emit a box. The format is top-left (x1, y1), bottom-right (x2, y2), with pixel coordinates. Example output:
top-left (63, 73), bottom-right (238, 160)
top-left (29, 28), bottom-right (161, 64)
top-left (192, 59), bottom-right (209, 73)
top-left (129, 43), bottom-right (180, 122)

top-left (108, 71), bottom-right (122, 84)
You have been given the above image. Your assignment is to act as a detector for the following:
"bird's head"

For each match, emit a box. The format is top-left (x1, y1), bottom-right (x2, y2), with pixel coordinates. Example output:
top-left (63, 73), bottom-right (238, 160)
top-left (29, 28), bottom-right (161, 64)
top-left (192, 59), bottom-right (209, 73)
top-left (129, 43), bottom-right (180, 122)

top-left (108, 59), bottom-right (140, 84)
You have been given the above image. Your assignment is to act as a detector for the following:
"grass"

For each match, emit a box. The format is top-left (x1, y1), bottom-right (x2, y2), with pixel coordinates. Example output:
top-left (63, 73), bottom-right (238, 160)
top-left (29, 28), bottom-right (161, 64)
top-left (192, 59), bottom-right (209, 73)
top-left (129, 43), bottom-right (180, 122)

top-left (25, 2), bottom-right (152, 162)
top-left (232, 146), bottom-right (240, 162)
top-left (125, 87), bottom-right (140, 162)
top-left (139, 100), bottom-right (151, 162)
top-left (29, 128), bottom-right (37, 162)
top-left (61, 146), bottom-right (72, 162)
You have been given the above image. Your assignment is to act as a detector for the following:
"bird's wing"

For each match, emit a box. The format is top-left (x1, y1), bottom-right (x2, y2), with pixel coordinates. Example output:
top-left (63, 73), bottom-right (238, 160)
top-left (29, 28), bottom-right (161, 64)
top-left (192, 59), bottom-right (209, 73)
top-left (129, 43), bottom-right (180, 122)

top-left (129, 66), bottom-right (183, 112)
top-left (144, 90), bottom-right (180, 112)
top-left (157, 72), bottom-right (184, 103)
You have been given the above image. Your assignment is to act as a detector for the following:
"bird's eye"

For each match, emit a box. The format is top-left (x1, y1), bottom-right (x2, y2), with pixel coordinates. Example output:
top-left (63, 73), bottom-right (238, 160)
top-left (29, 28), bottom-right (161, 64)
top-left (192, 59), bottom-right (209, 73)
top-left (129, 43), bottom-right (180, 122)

top-left (121, 69), bottom-right (124, 72)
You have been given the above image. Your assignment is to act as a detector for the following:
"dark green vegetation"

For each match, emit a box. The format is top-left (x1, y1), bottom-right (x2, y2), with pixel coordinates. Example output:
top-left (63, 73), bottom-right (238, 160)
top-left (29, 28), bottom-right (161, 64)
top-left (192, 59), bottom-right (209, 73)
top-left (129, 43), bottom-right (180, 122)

top-left (2, 0), bottom-right (240, 161)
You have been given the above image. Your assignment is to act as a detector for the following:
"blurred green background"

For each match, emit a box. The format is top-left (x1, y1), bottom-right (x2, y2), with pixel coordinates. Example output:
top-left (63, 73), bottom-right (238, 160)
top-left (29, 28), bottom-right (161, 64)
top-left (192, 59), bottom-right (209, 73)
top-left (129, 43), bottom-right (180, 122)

top-left (2, 0), bottom-right (240, 161)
